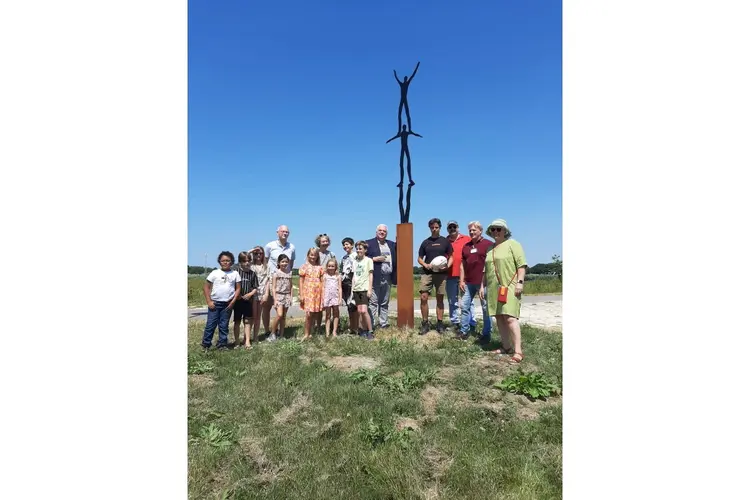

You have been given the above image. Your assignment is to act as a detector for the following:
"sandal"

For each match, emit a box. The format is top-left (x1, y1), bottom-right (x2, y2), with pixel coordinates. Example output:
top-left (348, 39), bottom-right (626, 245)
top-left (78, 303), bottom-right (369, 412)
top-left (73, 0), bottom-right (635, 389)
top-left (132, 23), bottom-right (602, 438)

top-left (491, 346), bottom-right (513, 355)
top-left (507, 353), bottom-right (524, 364)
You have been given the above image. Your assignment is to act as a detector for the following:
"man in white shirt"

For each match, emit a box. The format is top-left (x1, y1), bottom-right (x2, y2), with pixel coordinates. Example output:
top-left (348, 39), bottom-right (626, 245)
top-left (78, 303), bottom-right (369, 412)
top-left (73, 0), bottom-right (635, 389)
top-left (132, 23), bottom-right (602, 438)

top-left (262, 225), bottom-right (296, 336)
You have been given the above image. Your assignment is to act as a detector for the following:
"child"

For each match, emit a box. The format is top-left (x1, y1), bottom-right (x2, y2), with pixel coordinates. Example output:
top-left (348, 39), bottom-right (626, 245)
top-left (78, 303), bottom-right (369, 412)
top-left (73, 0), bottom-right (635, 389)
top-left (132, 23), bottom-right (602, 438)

top-left (299, 247), bottom-right (324, 341)
top-left (352, 241), bottom-right (374, 340)
top-left (249, 246), bottom-right (270, 341)
top-left (321, 257), bottom-right (343, 338)
top-left (233, 251), bottom-right (259, 349)
top-left (340, 237), bottom-right (358, 334)
top-left (202, 251), bottom-right (241, 351)
top-left (314, 234), bottom-right (336, 334)
top-left (269, 254), bottom-right (293, 341)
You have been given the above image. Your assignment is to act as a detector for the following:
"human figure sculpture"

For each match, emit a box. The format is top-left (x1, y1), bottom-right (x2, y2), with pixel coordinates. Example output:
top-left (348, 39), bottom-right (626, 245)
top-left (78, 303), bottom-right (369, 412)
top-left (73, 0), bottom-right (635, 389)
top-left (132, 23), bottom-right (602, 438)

top-left (386, 125), bottom-right (422, 188)
top-left (394, 62), bottom-right (420, 132)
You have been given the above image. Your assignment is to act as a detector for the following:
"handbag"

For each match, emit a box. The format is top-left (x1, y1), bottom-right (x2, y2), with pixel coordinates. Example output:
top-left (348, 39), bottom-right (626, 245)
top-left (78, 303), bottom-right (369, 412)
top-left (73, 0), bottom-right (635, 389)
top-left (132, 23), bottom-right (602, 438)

top-left (492, 244), bottom-right (518, 304)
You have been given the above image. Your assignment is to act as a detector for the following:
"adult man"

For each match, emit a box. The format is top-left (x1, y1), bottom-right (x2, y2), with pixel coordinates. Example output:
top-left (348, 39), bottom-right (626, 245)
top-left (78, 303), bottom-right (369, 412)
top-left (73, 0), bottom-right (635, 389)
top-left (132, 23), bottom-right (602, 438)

top-left (417, 218), bottom-right (453, 334)
top-left (459, 221), bottom-right (494, 344)
top-left (365, 224), bottom-right (398, 330)
top-left (262, 225), bottom-right (296, 339)
top-left (445, 220), bottom-right (472, 333)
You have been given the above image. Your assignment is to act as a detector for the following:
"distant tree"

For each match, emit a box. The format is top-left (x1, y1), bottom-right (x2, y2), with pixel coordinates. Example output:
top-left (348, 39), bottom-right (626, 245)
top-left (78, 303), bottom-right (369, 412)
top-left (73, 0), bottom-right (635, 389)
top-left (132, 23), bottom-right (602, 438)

top-left (187, 265), bottom-right (215, 274)
top-left (551, 254), bottom-right (562, 281)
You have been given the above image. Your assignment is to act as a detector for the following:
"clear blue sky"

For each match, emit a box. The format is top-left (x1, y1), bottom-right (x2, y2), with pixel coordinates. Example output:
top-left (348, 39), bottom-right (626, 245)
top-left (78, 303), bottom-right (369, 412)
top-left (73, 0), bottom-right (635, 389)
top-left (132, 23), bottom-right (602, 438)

top-left (188, 0), bottom-right (561, 269)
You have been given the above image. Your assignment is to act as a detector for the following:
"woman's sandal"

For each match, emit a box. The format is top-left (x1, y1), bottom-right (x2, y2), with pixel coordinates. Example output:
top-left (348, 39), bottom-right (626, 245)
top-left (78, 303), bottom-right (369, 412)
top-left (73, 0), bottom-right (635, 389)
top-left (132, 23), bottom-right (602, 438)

top-left (506, 353), bottom-right (524, 364)
top-left (491, 346), bottom-right (514, 355)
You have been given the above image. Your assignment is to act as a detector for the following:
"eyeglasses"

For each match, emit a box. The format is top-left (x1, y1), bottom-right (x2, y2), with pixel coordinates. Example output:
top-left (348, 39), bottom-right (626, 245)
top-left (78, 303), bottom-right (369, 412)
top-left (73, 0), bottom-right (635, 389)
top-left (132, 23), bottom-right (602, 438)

top-left (489, 227), bottom-right (504, 233)
top-left (448, 225), bottom-right (457, 229)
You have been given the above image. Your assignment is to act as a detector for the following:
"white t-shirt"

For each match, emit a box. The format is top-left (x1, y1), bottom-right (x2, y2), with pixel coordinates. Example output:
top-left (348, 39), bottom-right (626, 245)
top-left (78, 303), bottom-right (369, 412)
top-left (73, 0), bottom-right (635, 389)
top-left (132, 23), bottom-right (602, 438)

top-left (206, 269), bottom-right (241, 302)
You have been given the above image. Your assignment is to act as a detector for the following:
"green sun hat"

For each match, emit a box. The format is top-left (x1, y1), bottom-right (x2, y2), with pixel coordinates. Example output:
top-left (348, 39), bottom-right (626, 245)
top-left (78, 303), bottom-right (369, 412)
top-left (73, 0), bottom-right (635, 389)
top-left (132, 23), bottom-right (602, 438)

top-left (486, 218), bottom-right (509, 237)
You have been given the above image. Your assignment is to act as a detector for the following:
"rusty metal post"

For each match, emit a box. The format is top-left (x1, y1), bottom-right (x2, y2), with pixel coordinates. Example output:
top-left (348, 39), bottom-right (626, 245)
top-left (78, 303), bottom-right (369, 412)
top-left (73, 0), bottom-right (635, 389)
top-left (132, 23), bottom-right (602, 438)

top-left (396, 223), bottom-right (414, 328)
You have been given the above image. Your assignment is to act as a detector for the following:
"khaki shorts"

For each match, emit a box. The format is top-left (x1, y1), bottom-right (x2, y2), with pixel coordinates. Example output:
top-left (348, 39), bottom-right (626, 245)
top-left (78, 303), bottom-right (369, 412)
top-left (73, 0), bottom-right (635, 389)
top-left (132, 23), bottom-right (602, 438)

top-left (420, 273), bottom-right (447, 296)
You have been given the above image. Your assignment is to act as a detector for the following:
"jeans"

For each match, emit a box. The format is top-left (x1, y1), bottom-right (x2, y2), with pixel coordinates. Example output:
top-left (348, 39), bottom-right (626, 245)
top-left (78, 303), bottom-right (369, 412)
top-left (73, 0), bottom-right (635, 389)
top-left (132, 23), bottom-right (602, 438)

top-left (369, 278), bottom-right (391, 328)
top-left (461, 284), bottom-right (491, 337)
top-left (446, 277), bottom-right (475, 326)
top-left (202, 301), bottom-right (232, 347)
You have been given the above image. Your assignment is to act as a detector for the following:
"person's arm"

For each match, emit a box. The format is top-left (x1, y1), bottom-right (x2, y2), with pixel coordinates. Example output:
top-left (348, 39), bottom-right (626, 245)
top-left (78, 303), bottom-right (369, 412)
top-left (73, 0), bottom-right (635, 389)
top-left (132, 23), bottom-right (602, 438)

top-left (299, 269), bottom-right (305, 307)
top-left (459, 261), bottom-right (466, 292)
top-left (445, 242), bottom-right (454, 270)
top-left (393, 69), bottom-right (400, 83)
top-left (391, 241), bottom-right (398, 286)
top-left (417, 242), bottom-right (429, 270)
top-left (408, 61), bottom-right (420, 81)
top-left (338, 275), bottom-right (343, 305)
top-left (228, 280), bottom-right (240, 309)
top-left (247, 272), bottom-right (258, 300)
top-left (271, 274), bottom-right (277, 302)
top-left (203, 279), bottom-right (215, 310)
top-left (367, 268), bottom-right (373, 298)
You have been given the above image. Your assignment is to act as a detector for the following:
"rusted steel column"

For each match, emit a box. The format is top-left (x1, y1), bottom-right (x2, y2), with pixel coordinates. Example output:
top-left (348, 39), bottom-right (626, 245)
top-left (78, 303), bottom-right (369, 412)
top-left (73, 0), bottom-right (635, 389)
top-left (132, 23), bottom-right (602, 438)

top-left (396, 223), bottom-right (414, 328)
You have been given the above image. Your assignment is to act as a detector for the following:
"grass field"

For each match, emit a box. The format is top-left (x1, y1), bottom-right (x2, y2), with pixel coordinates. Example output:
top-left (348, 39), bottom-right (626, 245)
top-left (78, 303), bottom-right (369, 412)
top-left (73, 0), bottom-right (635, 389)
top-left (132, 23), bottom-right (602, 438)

top-left (188, 319), bottom-right (562, 499)
top-left (188, 275), bottom-right (561, 308)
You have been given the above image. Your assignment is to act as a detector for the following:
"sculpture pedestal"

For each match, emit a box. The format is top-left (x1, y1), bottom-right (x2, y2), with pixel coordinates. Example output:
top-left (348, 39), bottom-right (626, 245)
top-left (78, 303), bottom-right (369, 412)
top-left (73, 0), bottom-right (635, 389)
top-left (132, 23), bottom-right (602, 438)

top-left (396, 223), bottom-right (414, 328)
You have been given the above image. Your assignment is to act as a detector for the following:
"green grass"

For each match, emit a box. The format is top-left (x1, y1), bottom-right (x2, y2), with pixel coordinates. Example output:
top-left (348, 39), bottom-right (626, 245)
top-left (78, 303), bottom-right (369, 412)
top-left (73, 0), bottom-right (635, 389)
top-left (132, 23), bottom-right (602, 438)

top-left (189, 275), bottom-right (561, 307)
top-left (188, 318), bottom-right (562, 499)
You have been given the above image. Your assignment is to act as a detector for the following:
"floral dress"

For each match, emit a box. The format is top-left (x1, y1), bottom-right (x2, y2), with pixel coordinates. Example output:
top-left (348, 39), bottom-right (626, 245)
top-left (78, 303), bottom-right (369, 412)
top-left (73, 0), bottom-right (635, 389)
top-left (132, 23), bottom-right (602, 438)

top-left (251, 263), bottom-right (270, 301)
top-left (273, 269), bottom-right (293, 308)
top-left (322, 274), bottom-right (340, 307)
top-left (299, 263), bottom-right (324, 312)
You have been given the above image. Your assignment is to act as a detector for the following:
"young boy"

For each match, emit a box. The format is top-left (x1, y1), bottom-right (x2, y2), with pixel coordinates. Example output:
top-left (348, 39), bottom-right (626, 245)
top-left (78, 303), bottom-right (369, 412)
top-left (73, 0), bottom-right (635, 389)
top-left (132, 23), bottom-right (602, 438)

top-left (202, 251), bottom-right (241, 351)
top-left (352, 241), bottom-right (374, 339)
top-left (233, 251), bottom-right (259, 349)
top-left (340, 237), bottom-right (358, 334)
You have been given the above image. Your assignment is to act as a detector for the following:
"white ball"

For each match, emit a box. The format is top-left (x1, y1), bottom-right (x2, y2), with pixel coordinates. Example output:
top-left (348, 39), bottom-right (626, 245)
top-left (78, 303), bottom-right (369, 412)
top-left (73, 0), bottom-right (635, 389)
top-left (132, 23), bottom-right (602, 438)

top-left (430, 256), bottom-right (448, 271)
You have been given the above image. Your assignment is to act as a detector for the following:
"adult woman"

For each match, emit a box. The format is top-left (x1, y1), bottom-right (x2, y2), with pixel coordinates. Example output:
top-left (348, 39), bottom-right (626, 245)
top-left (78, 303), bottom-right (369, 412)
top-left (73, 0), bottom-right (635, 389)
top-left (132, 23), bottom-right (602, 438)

top-left (479, 219), bottom-right (528, 364)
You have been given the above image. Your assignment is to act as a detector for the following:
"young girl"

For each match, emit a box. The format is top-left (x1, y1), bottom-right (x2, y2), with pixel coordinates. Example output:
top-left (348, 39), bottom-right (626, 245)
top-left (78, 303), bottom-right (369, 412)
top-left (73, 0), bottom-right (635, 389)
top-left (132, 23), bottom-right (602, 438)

top-left (233, 251), bottom-right (258, 349)
top-left (314, 234), bottom-right (336, 334)
top-left (352, 241), bottom-right (374, 339)
top-left (269, 254), bottom-right (293, 341)
top-left (299, 247), bottom-right (324, 341)
top-left (249, 246), bottom-right (270, 341)
top-left (201, 251), bottom-right (241, 351)
top-left (321, 257), bottom-right (343, 338)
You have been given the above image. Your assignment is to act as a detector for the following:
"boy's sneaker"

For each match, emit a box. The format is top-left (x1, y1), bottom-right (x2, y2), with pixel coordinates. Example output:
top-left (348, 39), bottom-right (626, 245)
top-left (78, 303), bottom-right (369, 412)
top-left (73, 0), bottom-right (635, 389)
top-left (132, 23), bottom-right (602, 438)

top-left (267, 333), bottom-right (277, 342)
top-left (216, 344), bottom-right (229, 351)
top-left (366, 332), bottom-right (375, 340)
top-left (436, 321), bottom-right (446, 334)
top-left (419, 321), bottom-right (430, 335)
top-left (201, 345), bottom-right (210, 353)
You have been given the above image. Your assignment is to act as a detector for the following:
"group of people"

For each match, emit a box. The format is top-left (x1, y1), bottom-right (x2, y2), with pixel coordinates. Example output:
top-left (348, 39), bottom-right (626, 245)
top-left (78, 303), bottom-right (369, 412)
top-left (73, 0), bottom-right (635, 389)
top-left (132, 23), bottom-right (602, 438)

top-left (200, 218), bottom-right (527, 364)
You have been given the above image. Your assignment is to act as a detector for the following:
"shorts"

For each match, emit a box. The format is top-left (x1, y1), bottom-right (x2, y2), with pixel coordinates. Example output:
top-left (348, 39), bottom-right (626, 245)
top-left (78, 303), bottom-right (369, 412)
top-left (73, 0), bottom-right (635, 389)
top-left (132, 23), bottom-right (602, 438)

top-left (353, 290), bottom-right (369, 306)
top-left (233, 299), bottom-right (253, 321)
top-left (275, 292), bottom-right (292, 308)
top-left (420, 273), bottom-right (447, 296)
top-left (342, 279), bottom-right (357, 312)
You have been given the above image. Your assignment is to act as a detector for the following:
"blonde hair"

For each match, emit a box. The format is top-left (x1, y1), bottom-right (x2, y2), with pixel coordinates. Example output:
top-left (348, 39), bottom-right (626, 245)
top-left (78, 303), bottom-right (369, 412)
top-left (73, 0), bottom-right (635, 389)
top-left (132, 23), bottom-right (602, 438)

top-left (325, 257), bottom-right (339, 274)
top-left (306, 247), bottom-right (321, 265)
top-left (467, 220), bottom-right (483, 231)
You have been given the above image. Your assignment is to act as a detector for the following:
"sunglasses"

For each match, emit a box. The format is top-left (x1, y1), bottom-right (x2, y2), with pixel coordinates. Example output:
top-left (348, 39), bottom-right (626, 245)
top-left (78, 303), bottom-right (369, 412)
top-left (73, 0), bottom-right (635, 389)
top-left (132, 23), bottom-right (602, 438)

top-left (489, 227), bottom-right (504, 232)
top-left (448, 225), bottom-right (457, 229)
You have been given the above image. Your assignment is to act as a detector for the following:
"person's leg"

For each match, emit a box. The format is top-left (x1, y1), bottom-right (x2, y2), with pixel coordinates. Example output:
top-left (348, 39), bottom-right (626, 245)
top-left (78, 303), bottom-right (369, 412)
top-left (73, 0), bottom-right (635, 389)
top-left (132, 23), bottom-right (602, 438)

top-left (262, 299), bottom-right (273, 334)
top-left (233, 312), bottom-right (242, 345)
top-left (359, 304), bottom-right (372, 335)
top-left (304, 311), bottom-right (312, 339)
top-left (368, 284), bottom-right (379, 330)
top-left (419, 274), bottom-right (431, 333)
top-left (435, 275), bottom-right (446, 332)
top-left (504, 315), bottom-right (523, 360)
top-left (269, 306), bottom-right (281, 341)
top-left (479, 288), bottom-right (492, 340)
top-left (252, 300), bottom-right (261, 341)
top-left (202, 305), bottom-right (221, 348)
top-left (378, 281), bottom-right (391, 327)
top-left (349, 306), bottom-right (358, 334)
top-left (332, 307), bottom-right (339, 336)
top-left (496, 314), bottom-right (511, 352)
top-left (243, 317), bottom-right (252, 347)
top-left (459, 284), bottom-right (475, 336)
top-left (445, 277), bottom-right (459, 328)
top-left (279, 307), bottom-right (287, 339)
top-left (217, 303), bottom-right (231, 347)
top-left (324, 307), bottom-right (331, 337)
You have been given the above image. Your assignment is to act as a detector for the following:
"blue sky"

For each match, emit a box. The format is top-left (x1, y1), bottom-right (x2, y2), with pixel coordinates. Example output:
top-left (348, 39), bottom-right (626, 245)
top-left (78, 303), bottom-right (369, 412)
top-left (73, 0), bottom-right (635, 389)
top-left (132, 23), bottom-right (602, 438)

top-left (188, 0), bottom-right (561, 269)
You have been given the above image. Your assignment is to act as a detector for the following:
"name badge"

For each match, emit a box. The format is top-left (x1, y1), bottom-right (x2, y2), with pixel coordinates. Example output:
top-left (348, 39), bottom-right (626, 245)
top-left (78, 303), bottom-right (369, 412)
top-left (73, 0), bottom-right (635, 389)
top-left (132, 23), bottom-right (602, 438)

top-left (470, 248), bottom-right (478, 254)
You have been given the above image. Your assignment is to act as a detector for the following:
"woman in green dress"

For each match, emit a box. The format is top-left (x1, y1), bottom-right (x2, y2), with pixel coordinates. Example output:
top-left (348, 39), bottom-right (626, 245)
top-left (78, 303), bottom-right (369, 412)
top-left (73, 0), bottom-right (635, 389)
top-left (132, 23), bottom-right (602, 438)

top-left (479, 219), bottom-right (528, 364)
